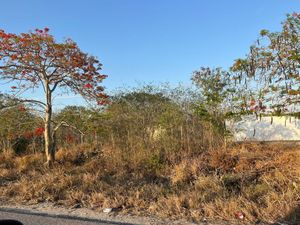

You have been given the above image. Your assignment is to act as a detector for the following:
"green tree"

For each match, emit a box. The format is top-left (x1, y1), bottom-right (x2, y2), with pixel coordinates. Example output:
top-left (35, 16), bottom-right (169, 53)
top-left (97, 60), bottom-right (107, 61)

top-left (231, 13), bottom-right (300, 116)
top-left (0, 94), bottom-right (39, 152)
top-left (191, 67), bottom-right (234, 137)
top-left (54, 106), bottom-right (105, 145)
top-left (107, 91), bottom-right (174, 147)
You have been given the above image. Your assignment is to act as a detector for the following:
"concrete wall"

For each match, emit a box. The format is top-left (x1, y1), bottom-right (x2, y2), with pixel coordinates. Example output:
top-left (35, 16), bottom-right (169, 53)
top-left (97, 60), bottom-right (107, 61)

top-left (227, 115), bottom-right (300, 141)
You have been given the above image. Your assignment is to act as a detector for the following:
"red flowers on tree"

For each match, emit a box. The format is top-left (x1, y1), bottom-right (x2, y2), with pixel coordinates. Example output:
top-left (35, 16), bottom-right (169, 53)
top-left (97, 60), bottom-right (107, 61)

top-left (97, 100), bottom-right (106, 105)
top-left (10, 55), bottom-right (17, 60)
top-left (0, 28), bottom-right (108, 164)
top-left (34, 127), bottom-right (45, 136)
top-left (84, 83), bottom-right (93, 89)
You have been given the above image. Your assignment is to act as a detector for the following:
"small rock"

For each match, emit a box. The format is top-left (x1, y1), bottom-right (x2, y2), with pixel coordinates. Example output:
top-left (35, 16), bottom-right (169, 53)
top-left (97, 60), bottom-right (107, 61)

top-left (103, 208), bottom-right (113, 213)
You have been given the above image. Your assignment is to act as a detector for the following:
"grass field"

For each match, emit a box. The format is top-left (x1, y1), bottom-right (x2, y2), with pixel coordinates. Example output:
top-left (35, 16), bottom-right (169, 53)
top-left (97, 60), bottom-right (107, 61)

top-left (0, 142), bottom-right (299, 224)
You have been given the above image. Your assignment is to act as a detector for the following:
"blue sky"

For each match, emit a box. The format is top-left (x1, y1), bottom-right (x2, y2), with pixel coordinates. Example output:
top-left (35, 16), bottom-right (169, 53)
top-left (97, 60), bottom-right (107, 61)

top-left (0, 0), bottom-right (299, 108)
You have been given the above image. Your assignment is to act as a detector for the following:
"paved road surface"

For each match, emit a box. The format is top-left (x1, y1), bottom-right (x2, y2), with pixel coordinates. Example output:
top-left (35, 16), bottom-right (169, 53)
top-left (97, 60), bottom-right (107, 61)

top-left (0, 208), bottom-right (138, 225)
top-left (0, 207), bottom-right (292, 225)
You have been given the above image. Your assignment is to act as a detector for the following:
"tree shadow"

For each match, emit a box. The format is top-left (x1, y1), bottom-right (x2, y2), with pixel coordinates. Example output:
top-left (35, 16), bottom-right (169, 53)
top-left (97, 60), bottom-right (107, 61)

top-left (0, 220), bottom-right (23, 225)
top-left (271, 204), bottom-right (300, 225)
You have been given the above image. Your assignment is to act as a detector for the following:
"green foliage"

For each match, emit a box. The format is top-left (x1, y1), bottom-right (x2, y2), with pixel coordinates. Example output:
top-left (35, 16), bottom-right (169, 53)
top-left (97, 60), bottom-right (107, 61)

top-left (0, 94), bottom-right (40, 152)
top-left (230, 13), bottom-right (300, 115)
top-left (192, 67), bottom-right (231, 106)
top-left (260, 29), bottom-right (269, 36)
top-left (106, 90), bottom-right (182, 149)
top-left (54, 105), bottom-right (109, 145)
top-left (192, 68), bottom-right (233, 137)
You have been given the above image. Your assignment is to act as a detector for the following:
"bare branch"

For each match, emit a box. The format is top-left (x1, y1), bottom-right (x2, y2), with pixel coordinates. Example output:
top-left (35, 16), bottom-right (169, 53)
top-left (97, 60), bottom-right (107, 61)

top-left (19, 99), bottom-right (47, 108)
top-left (52, 120), bottom-right (84, 136)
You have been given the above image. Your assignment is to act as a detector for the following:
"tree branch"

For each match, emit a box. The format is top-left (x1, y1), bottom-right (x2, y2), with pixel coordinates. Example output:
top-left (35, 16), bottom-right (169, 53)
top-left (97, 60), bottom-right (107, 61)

top-left (0, 99), bottom-right (46, 113)
top-left (52, 120), bottom-right (84, 136)
top-left (19, 99), bottom-right (47, 108)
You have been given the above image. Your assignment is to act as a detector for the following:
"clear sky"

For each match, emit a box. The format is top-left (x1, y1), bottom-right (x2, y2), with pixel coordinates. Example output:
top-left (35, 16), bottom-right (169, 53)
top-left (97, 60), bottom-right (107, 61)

top-left (0, 0), bottom-right (299, 108)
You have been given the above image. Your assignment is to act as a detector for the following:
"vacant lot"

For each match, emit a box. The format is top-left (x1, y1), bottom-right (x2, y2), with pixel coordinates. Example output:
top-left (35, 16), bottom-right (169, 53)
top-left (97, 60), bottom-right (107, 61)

top-left (0, 142), bottom-right (299, 225)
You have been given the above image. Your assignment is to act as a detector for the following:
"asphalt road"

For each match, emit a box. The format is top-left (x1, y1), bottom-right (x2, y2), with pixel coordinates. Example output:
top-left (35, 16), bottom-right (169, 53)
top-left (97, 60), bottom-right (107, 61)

top-left (0, 208), bottom-right (138, 225)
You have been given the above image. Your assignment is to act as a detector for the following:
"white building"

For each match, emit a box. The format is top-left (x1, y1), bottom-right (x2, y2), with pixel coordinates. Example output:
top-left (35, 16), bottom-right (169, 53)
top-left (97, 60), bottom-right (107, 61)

top-left (227, 115), bottom-right (300, 141)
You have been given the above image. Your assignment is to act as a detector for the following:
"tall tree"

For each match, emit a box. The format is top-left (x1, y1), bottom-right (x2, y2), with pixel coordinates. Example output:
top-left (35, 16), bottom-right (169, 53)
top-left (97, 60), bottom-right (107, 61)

top-left (191, 67), bottom-right (235, 134)
top-left (0, 28), bottom-right (108, 165)
top-left (231, 13), bottom-right (300, 115)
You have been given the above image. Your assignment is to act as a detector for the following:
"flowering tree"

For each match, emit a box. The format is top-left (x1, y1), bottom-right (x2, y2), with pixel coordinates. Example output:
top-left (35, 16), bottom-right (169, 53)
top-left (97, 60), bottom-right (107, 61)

top-left (194, 13), bottom-right (300, 120)
top-left (0, 28), bottom-right (108, 165)
top-left (231, 13), bottom-right (300, 115)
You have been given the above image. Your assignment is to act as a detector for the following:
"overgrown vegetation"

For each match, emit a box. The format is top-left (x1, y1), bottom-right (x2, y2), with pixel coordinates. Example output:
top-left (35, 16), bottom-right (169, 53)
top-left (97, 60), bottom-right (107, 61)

top-left (0, 85), bottom-right (299, 224)
top-left (0, 143), bottom-right (298, 224)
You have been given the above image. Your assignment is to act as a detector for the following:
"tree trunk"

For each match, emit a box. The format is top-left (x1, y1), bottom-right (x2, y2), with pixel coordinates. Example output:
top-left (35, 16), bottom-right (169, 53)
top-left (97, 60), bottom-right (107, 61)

top-left (44, 85), bottom-right (55, 166)
top-left (44, 105), bottom-right (55, 165)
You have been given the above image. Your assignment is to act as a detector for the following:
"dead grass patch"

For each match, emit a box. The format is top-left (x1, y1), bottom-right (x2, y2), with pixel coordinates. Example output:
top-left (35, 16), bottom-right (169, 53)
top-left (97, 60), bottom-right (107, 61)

top-left (0, 142), bottom-right (299, 224)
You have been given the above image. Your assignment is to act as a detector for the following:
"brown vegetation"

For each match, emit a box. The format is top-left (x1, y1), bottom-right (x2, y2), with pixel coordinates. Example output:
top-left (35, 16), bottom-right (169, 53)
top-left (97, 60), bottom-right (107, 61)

top-left (0, 142), bottom-right (299, 224)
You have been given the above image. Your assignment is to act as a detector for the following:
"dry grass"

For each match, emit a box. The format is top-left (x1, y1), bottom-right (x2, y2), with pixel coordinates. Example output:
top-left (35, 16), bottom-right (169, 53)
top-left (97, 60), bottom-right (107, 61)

top-left (0, 142), bottom-right (299, 224)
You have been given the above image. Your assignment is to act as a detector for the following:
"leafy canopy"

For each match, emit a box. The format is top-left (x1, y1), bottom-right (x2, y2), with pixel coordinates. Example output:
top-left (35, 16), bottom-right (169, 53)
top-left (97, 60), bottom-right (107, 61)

top-left (0, 28), bottom-right (108, 105)
top-left (231, 13), bottom-right (300, 115)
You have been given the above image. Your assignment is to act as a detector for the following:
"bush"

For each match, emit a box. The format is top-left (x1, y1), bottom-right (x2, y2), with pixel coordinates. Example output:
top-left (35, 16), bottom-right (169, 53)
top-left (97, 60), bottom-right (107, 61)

top-left (12, 137), bottom-right (30, 155)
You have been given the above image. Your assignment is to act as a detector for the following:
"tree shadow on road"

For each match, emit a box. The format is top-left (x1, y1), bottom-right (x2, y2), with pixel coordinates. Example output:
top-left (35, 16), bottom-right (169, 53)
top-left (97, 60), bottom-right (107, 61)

top-left (0, 220), bottom-right (23, 225)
